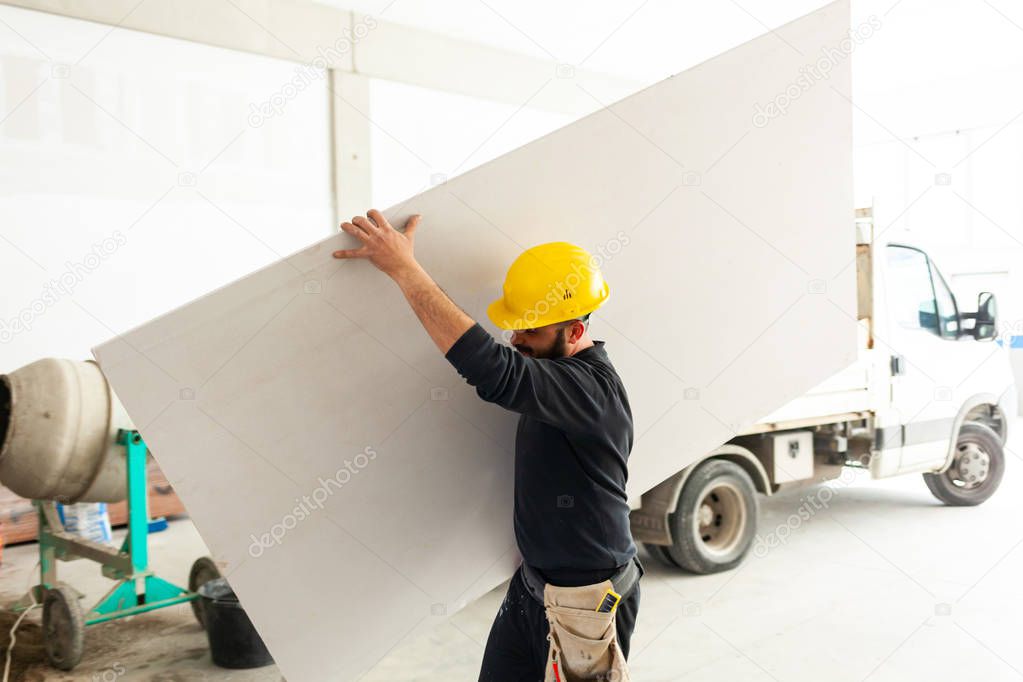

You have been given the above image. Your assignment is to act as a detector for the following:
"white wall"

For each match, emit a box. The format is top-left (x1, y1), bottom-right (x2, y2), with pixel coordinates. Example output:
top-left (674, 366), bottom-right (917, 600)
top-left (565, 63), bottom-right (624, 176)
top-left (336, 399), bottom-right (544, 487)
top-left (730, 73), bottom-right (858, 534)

top-left (0, 5), bottom-right (334, 370)
top-left (367, 78), bottom-right (573, 209)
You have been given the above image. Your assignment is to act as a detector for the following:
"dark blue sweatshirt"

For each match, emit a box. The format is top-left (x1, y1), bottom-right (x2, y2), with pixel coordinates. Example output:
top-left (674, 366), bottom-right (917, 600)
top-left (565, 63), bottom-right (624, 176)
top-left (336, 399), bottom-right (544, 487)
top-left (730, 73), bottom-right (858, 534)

top-left (444, 322), bottom-right (636, 579)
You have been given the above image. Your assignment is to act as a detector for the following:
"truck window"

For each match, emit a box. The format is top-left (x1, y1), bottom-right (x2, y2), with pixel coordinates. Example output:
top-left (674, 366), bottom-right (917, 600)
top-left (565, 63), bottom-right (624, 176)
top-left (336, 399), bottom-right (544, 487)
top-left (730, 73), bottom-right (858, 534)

top-left (929, 266), bottom-right (960, 338)
top-left (886, 246), bottom-right (940, 336)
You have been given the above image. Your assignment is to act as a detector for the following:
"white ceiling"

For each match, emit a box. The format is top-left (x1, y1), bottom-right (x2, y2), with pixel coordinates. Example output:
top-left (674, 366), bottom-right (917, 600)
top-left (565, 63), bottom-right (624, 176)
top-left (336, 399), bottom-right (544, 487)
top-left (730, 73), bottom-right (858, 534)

top-left (315, 0), bottom-right (1023, 83)
top-left (318, 0), bottom-right (1023, 137)
top-left (320, 0), bottom-right (829, 82)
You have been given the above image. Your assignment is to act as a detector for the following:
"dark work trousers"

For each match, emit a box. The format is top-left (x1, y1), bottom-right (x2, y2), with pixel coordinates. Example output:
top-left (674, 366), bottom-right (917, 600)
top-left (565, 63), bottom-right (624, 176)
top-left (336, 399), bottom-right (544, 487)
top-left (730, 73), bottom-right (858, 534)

top-left (478, 566), bottom-right (641, 681)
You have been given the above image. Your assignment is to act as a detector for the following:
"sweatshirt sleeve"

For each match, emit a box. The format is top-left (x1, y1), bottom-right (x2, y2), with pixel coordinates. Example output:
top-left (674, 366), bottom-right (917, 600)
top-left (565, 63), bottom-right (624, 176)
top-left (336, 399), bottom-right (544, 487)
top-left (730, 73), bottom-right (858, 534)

top-left (444, 322), bottom-right (609, 431)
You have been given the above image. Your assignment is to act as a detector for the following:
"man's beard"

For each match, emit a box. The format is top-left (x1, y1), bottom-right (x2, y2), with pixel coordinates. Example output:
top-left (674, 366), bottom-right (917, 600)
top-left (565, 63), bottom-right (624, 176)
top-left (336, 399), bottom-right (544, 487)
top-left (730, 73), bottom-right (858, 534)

top-left (515, 328), bottom-right (569, 360)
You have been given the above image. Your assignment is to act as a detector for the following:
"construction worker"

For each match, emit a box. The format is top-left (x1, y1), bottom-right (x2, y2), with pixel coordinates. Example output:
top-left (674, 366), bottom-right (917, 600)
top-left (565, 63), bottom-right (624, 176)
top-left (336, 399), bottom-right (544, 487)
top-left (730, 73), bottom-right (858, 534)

top-left (334, 209), bottom-right (641, 681)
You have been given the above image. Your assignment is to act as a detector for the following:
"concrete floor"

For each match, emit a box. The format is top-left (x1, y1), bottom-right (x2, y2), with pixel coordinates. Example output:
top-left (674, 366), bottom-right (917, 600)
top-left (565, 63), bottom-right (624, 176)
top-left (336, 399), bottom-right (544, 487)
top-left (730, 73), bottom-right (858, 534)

top-left (3, 417), bottom-right (1021, 681)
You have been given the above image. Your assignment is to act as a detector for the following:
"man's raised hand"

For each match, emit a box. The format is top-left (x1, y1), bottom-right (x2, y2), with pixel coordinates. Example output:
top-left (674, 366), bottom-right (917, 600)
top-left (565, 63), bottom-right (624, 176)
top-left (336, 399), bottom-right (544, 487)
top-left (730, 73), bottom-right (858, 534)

top-left (333, 209), bottom-right (422, 279)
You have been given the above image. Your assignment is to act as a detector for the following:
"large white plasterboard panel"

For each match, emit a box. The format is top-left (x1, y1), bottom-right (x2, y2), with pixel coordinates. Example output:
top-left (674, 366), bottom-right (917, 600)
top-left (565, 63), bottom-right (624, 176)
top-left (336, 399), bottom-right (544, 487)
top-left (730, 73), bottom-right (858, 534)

top-left (93, 2), bottom-right (855, 679)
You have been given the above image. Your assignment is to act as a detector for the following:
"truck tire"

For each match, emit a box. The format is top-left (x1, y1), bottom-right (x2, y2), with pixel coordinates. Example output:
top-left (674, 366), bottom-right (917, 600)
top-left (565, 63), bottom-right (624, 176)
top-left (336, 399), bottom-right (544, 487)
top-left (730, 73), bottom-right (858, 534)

top-left (667, 459), bottom-right (758, 574)
top-left (923, 423), bottom-right (1004, 506)
top-left (642, 542), bottom-right (680, 568)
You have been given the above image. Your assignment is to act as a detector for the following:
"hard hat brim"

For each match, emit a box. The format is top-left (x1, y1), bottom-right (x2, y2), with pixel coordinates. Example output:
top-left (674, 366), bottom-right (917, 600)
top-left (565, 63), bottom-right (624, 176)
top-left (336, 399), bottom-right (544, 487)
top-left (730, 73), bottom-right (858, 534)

top-left (486, 284), bottom-right (610, 331)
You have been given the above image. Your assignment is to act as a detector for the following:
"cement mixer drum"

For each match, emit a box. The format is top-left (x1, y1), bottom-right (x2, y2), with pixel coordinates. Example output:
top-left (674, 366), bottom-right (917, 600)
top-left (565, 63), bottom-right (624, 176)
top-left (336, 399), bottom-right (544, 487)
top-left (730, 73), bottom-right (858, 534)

top-left (0, 358), bottom-right (132, 503)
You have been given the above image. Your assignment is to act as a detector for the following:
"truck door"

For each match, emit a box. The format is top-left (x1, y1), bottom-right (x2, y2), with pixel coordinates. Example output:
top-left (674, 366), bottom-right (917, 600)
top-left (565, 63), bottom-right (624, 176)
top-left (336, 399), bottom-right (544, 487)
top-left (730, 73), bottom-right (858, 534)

top-left (881, 245), bottom-right (989, 472)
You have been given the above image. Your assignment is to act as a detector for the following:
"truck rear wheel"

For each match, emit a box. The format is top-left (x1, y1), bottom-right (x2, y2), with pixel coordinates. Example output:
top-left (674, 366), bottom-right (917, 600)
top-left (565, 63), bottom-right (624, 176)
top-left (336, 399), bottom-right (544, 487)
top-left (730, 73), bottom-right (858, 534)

top-left (923, 423), bottom-right (1004, 506)
top-left (667, 459), bottom-right (758, 574)
top-left (642, 542), bottom-right (679, 568)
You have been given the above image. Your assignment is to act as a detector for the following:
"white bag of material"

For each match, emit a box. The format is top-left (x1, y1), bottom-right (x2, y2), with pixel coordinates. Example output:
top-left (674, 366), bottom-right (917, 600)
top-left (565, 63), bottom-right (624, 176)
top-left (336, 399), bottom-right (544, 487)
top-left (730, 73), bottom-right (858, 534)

top-left (57, 502), bottom-right (113, 544)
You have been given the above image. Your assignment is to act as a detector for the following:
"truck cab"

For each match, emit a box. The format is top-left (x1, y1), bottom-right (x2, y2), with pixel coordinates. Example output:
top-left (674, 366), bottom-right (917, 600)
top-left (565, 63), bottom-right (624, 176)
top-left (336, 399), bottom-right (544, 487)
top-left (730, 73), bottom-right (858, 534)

top-left (631, 207), bottom-right (1014, 573)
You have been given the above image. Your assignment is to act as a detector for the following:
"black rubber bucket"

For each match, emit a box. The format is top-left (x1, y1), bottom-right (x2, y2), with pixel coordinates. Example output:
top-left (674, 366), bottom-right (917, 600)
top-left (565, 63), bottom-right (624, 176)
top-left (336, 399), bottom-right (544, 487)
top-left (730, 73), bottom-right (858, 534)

top-left (198, 578), bottom-right (274, 669)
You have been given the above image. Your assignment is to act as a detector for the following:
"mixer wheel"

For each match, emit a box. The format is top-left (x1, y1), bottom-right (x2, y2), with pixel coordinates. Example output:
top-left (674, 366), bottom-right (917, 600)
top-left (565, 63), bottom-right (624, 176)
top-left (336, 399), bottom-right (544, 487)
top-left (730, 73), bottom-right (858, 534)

top-left (43, 585), bottom-right (84, 671)
top-left (188, 556), bottom-right (222, 628)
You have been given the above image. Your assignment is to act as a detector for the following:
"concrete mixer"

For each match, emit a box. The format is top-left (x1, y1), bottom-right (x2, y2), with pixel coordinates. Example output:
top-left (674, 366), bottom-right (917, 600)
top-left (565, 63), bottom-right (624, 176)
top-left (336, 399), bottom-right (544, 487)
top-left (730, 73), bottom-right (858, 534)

top-left (0, 358), bottom-right (219, 671)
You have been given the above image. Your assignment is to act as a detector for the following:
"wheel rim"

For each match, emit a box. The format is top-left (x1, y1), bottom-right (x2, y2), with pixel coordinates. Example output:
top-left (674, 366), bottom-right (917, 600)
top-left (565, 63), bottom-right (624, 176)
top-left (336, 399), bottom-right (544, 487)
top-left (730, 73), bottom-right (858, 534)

top-left (948, 442), bottom-right (991, 489)
top-left (693, 481), bottom-right (747, 558)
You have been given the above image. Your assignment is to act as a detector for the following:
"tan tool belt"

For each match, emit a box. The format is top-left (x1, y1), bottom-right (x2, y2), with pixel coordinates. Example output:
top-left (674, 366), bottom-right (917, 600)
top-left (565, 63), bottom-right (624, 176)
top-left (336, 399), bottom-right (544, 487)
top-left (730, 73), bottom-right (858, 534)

top-left (520, 559), bottom-right (641, 682)
top-left (542, 579), bottom-right (629, 681)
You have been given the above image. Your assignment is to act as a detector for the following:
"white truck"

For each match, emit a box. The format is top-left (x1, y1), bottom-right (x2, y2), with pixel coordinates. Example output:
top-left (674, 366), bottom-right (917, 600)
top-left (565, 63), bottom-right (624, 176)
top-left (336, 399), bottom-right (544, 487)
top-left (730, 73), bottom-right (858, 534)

top-left (631, 207), bottom-right (1015, 573)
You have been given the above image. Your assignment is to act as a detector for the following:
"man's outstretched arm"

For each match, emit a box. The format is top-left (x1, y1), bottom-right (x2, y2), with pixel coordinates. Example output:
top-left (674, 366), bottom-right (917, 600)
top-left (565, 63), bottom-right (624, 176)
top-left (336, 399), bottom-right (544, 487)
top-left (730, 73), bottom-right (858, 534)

top-left (333, 210), bottom-right (612, 432)
top-left (332, 208), bottom-right (474, 354)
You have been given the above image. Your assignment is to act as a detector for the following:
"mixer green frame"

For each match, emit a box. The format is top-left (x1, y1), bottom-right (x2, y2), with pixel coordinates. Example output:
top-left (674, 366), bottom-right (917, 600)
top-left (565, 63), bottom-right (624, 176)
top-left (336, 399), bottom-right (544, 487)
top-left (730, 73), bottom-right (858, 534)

top-left (11, 429), bottom-right (220, 670)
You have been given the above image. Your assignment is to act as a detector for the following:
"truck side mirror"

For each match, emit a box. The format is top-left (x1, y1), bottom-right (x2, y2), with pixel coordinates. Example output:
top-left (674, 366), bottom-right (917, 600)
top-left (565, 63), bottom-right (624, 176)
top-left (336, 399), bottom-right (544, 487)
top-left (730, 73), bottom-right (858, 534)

top-left (973, 292), bottom-right (997, 340)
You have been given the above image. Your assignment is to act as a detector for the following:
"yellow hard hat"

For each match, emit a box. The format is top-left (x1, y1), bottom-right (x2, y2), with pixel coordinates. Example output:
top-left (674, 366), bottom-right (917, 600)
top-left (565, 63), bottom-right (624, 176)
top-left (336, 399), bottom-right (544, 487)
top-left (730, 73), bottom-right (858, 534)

top-left (487, 242), bottom-right (610, 330)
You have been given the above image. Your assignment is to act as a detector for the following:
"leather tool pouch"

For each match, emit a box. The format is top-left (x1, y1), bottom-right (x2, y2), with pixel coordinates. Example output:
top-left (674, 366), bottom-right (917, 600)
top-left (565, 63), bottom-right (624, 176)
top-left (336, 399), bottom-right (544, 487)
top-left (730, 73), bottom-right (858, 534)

top-left (542, 579), bottom-right (630, 682)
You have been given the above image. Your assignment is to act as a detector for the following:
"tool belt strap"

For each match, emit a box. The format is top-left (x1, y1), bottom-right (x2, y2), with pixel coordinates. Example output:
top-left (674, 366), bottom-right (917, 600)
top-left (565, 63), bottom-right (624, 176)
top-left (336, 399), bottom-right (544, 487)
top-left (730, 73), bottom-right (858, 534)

top-left (520, 556), bottom-right (642, 606)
